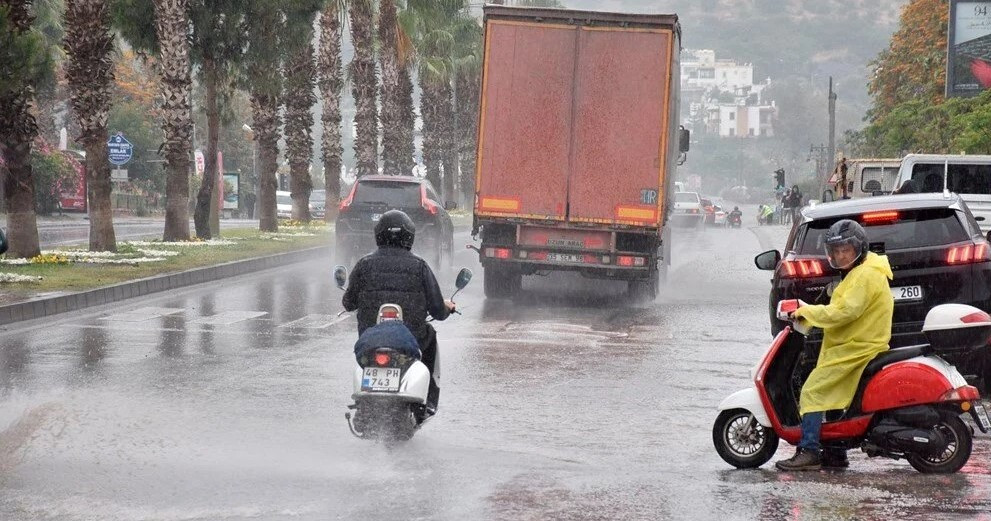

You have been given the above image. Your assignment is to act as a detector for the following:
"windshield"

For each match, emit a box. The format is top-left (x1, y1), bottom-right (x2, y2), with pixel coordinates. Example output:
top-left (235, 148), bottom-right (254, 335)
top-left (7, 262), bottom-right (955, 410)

top-left (861, 166), bottom-right (897, 193)
top-left (354, 181), bottom-right (421, 207)
top-left (276, 194), bottom-right (292, 206)
top-left (798, 209), bottom-right (968, 254)
top-left (675, 192), bottom-right (698, 203)
top-left (910, 163), bottom-right (991, 195)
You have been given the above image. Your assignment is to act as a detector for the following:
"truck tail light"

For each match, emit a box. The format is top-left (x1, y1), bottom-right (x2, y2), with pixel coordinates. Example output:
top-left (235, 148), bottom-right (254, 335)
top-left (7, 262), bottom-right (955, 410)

top-left (617, 256), bottom-right (645, 267)
top-left (339, 183), bottom-right (357, 211)
top-left (781, 259), bottom-right (825, 278)
top-left (484, 247), bottom-right (511, 259)
top-left (420, 185), bottom-right (439, 215)
top-left (947, 242), bottom-right (990, 265)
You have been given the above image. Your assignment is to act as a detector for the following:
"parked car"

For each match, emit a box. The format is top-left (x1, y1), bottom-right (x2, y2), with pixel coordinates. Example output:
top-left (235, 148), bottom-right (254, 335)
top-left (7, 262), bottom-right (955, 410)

top-left (755, 193), bottom-right (991, 389)
top-left (335, 175), bottom-right (455, 267)
top-left (276, 190), bottom-right (292, 219)
top-left (672, 191), bottom-right (704, 227)
top-left (310, 189), bottom-right (326, 219)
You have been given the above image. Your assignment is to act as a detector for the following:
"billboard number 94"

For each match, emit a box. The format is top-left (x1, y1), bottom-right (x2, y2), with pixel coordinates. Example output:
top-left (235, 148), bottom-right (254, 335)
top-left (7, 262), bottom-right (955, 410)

top-left (977, 5), bottom-right (990, 17)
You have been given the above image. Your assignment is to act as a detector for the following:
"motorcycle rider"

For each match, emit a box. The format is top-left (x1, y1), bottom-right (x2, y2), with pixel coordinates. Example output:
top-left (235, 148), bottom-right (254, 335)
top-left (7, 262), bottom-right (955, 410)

top-left (729, 206), bottom-right (743, 224)
top-left (342, 210), bottom-right (456, 416)
top-left (775, 219), bottom-right (894, 471)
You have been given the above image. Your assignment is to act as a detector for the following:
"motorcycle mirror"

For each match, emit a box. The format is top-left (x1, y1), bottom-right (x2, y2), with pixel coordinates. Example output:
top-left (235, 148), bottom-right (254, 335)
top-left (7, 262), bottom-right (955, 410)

top-left (754, 250), bottom-right (781, 270)
top-left (451, 267), bottom-right (473, 300)
top-left (333, 265), bottom-right (348, 289)
top-left (0, 228), bottom-right (7, 256)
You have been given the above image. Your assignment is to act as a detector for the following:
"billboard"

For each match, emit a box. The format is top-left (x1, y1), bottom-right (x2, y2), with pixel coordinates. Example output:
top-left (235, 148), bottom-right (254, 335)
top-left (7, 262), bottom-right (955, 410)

top-left (223, 173), bottom-right (239, 210)
top-left (947, 1), bottom-right (991, 97)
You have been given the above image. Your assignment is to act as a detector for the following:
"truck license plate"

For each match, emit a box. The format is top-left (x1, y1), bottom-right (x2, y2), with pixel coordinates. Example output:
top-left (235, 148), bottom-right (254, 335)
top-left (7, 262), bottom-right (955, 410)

top-left (891, 286), bottom-right (922, 301)
top-left (362, 367), bottom-right (400, 392)
top-left (547, 253), bottom-right (584, 263)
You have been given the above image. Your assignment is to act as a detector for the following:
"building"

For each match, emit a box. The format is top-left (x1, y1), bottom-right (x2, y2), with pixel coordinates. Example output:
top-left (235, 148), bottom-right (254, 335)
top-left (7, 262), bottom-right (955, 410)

top-left (707, 103), bottom-right (777, 138)
top-left (681, 49), bottom-right (777, 139)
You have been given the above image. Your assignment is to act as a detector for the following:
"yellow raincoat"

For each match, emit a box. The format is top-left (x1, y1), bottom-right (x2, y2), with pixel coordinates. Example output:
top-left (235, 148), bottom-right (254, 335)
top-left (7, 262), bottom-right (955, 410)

top-left (792, 252), bottom-right (894, 416)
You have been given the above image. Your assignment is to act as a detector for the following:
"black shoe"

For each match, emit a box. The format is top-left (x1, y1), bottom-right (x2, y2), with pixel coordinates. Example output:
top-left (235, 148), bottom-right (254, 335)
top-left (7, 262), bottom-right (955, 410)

top-left (775, 448), bottom-right (822, 471)
top-left (822, 451), bottom-right (849, 469)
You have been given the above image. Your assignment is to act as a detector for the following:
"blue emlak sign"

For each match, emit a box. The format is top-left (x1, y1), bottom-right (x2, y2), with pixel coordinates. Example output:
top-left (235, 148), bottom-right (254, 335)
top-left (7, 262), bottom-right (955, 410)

top-left (108, 133), bottom-right (133, 166)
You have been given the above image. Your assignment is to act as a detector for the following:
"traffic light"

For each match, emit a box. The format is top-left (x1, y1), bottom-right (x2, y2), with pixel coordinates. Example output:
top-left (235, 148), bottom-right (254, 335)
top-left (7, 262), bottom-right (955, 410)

top-left (774, 168), bottom-right (785, 189)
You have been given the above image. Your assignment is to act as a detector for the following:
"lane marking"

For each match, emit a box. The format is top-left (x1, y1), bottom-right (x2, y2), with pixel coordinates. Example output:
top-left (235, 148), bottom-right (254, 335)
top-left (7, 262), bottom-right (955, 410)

top-left (278, 314), bottom-right (352, 329)
top-left (191, 311), bottom-right (268, 325)
top-left (100, 307), bottom-right (186, 322)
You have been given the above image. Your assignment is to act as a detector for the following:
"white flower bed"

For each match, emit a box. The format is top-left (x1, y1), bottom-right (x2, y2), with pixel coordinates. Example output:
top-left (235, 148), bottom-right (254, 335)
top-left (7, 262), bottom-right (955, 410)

top-left (0, 258), bottom-right (30, 265)
top-left (0, 272), bottom-right (42, 283)
top-left (126, 239), bottom-right (237, 247)
top-left (261, 232), bottom-right (317, 238)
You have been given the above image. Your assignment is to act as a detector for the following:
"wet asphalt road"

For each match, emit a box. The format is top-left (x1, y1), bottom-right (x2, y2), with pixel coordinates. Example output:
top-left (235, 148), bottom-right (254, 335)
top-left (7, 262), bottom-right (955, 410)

top-left (2, 224), bottom-right (991, 520)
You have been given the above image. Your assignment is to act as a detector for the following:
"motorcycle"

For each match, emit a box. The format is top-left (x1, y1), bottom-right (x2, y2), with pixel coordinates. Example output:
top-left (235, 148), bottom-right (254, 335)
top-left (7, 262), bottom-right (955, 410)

top-left (713, 299), bottom-right (991, 473)
top-left (334, 265), bottom-right (472, 441)
top-left (727, 212), bottom-right (743, 228)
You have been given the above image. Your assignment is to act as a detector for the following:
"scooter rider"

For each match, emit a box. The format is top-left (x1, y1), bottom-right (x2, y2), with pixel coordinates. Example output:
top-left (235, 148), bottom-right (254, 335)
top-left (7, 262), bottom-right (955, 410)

top-left (342, 210), bottom-right (456, 415)
top-left (775, 219), bottom-right (894, 471)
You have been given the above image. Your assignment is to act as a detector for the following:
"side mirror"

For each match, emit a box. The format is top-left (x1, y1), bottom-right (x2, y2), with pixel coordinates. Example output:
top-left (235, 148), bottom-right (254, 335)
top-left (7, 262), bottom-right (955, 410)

top-left (444, 201), bottom-right (458, 211)
top-left (455, 267), bottom-right (473, 290)
top-left (986, 230), bottom-right (991, 243)
top-left (754, 250), bottom-right (781, 271)
top-left (0, 228), bottom-right (7, 256)
top-left (333, 265), bottom-right (347, 289)
top-left (678, 126), bottom-right (690, 153)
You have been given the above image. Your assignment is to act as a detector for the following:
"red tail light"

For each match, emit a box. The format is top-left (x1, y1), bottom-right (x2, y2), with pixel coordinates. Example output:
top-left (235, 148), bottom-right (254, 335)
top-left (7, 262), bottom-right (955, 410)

top-left (420, 185), bottom-right (439, 215)
top-left (484, 247), bottom-right (511, 259)
top-left (380, 309), bottom-right (399, 319)
top-left (374, 352), bottom-right (391, 367)
top-left (617, 256), bottom-right (645, 267)
top-left (781, 258), bottom-right (825, 278)
top-left (940, 385), bottom-right (981, 402)
top-left (861, 210), bottom-right (899, 225)
top-left (947, 242), bottom-right (990, 265)
top-left (339, 183), bottom-right (357, 211)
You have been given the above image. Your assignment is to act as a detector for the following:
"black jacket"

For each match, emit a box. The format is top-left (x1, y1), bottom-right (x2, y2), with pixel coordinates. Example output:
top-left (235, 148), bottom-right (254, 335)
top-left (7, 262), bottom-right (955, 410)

top-left (342, 246), bottom-right (449, 340)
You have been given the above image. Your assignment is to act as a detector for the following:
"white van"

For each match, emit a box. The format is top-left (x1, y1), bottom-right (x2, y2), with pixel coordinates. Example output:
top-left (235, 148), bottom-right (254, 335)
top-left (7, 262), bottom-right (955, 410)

top-left (893, 154), bottom-right (991, 231)
top-left (276, 190), bottom-right (293, 219)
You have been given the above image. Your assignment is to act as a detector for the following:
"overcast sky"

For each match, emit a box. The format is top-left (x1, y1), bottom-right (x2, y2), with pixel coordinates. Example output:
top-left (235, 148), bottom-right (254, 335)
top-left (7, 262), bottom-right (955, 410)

top-left (562, 0), bottom-right (665, 12)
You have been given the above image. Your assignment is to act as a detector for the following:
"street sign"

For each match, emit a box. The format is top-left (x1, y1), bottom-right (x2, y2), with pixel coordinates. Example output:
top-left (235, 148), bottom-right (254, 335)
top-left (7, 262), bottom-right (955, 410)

top-left (111, 169), bottom-right (128, 181)
top-left (108, 133), bottom-right (133, 166)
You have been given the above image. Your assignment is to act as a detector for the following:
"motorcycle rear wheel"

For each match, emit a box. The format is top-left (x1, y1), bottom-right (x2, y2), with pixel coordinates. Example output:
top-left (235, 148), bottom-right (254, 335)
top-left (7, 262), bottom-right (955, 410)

top-left (713, 409), bottom-right (779, 469)
top-left (907, 411), bottom-right (972, 474)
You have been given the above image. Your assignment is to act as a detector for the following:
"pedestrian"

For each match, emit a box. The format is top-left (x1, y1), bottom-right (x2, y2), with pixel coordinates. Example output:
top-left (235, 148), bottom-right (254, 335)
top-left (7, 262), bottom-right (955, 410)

top-left (244, 191), bottom-right (257, 219)
top-left (789, 185), bottom-right (803, 223)
top-left (780, 189), bottom-right (792, 225)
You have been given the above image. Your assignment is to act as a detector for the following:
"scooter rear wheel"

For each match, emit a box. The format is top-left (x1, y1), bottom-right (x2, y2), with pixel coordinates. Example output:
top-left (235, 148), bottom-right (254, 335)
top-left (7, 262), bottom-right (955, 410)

top-left (713, 409), bottom-right (779, 469)
top-left (907, 411), bottom-right (972, 474)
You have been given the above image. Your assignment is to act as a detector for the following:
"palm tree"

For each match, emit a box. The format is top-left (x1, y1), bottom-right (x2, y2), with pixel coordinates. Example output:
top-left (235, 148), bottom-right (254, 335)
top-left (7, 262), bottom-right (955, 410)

top-left (379, 0), bottom-right (403, 175)
top-left (153, 0), bottom-right (193, 241)
top-left (318, 0), bottom-right (345, 220)
top-left (0, 0), bottom-right (47, 258)
top-left (245, 1), bottom-right (283, 232)
top-left (284, 3), bottom-right (321, 222)
top-left (64, 0), bottom-right (117, 252)
top-left (451, 16), bottom-right (482, 204)
top-left (396, 4), bottom-right (418, 175)
top-left (349, 0), bottom-right (378, 177)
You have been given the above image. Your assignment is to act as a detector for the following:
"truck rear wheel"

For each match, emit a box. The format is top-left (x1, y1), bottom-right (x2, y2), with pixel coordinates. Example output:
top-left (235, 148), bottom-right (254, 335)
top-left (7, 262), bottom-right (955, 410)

top-left (627, 270), bottom-right (658, 302)
top-left (483, 266), bottom-right (521, 298)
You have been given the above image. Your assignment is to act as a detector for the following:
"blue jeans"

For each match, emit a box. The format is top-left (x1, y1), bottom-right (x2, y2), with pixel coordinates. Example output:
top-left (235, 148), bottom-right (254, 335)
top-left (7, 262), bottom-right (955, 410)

top-left (798, 412), bottom-right (824, 453)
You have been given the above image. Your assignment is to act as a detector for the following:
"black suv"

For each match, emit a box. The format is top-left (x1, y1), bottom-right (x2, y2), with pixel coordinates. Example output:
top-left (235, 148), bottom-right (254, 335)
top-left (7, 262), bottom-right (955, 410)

top-left (755, 193), bottom-right (991, 385)
top-left (335, 176), bottom-right (455, 266)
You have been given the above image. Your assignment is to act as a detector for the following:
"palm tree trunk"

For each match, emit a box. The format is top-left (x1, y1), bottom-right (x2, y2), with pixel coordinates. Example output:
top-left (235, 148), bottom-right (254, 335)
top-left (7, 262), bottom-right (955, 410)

top-left (193, 57), bottom-right (219, 239)
top-left (378, 0), bottom-right (402, 176)
top-left (456, 70), bottom-right (479, 205)
top-left (399, 66), bottom-right (416, 175)
top-left (319, 1), bottom-right (344, 221)
top-left (64, 0), bottom-right (117, 252)
top-left (285, 41), bottom-right (315, 222)
top-left (154, 0), bottom-right (193, 241)
top-left (420, 77), bottom-right (443, 192)
top-left (0, 0), bottom-right (41, 258)
top-left (439, 80), bottom-right (457, 203)
top-left (349, 0), bottom-right (378, 177)
top-left (252, 92), bottom-right (280, 232)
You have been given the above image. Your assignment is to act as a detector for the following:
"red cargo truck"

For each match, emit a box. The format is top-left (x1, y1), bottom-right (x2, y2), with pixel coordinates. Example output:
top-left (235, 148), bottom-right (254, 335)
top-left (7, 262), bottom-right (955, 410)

top-left (472, 6), bottom-right (689, 300)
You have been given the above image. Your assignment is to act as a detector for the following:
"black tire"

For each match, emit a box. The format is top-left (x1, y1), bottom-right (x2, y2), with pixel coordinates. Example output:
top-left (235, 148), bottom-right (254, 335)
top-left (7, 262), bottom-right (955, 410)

top-left (483, 266), bottom-right (521, 298)
top-left (712, 409), bottom-right (779, 469)
top-left (907, 411), bottom-right (973, 474)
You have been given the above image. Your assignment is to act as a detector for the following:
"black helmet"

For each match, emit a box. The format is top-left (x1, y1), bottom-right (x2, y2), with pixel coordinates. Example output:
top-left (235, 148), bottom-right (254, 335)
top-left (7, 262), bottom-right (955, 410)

top-left (375, 210), bottom-right (416, 250)
top-left (823, 219), bottom-right (867, 269)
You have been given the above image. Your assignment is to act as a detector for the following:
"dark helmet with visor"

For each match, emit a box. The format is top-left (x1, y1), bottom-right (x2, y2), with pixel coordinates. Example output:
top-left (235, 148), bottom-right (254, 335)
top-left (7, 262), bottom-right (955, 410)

top-left (823, 219), bottom-right (867, 269)
top-left (374, 210), bottom-right (416, 250)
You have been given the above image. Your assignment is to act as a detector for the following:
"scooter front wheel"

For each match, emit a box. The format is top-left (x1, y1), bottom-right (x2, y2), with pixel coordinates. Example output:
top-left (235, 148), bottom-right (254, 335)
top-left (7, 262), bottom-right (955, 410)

top-left (907, 411), bottom-right (972, 474)
top-left (713, 409), bottom-right (779, 469)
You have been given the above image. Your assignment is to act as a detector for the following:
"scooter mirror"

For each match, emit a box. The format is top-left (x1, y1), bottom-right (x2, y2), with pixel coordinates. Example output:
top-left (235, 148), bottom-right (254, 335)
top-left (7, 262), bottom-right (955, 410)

top-left (455, 268), bottom-right (473, 290)
top-left (0, 228), bottom-right (7, 256)
top-left (754, 250), bottom-right (781, 270)
top-left (333, 265), bottom-right (348, 289)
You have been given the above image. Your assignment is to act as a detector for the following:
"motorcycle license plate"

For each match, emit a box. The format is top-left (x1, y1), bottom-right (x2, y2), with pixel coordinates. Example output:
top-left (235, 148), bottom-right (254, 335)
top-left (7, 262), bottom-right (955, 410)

top-left (978, 403), bottom-right (991, 432)
top-left (547, 253), bottom-right (583, 263)
top-left (371, 213), bottom-right (382, 222)
top-left (362, 367), bottom-right (400, 392)
top-left (891, 285), bottom-right (923, 302)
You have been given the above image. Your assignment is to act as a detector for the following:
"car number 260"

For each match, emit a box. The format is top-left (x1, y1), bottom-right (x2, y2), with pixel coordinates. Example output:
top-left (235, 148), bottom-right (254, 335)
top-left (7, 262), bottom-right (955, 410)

top-left (891, 285), bottom-right (923, 301)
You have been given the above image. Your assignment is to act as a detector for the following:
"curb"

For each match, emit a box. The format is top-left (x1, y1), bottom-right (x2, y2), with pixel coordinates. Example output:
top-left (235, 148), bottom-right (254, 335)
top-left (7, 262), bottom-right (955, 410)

top-left (0, 245), bottom-right (331, 327)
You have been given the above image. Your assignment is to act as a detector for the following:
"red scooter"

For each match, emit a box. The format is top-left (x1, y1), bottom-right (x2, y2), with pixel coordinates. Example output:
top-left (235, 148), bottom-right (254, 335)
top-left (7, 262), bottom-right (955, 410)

top-left (713, 300), bottom-right (991, 473)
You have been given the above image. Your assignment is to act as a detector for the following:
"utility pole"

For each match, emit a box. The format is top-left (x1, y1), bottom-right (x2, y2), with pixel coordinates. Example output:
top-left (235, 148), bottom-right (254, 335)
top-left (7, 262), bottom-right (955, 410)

top-left (827, 76), bottom-right (837, 176)
top-left (809, 143), bottom-right (828, 182)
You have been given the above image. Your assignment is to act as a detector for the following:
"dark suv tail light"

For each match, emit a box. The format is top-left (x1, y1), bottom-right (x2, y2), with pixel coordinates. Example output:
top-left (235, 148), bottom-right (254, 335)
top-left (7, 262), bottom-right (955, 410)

top-left (420, 185), bottom-right (439, 215)
top-left (947, 241), bottom-right (990, 265)
top-left (339, 184), bottom-right (357, 211)
top-left (781, 258), bottom-right (825, 278)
